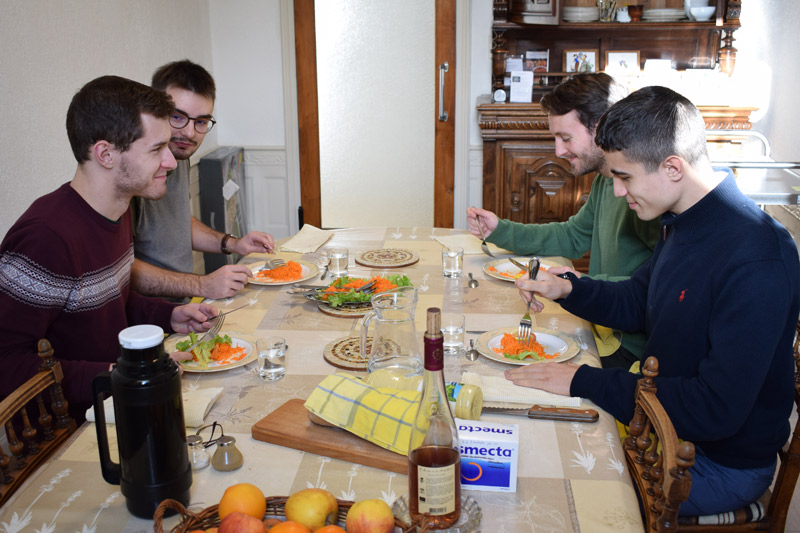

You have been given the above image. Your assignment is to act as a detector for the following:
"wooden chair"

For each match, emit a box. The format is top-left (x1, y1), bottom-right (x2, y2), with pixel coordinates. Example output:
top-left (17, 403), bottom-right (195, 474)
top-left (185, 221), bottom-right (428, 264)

top-left (0, 339), bottom-right (76, 508)
top-left (678, 319), bottom-right (800, 532)
top-left (624, 356), bottom-right (695, 532)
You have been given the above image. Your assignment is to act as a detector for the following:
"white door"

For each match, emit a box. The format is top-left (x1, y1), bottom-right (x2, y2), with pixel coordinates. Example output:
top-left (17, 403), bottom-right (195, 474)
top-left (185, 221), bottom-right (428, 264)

top-left (316, 1), bottom-right (435, 228)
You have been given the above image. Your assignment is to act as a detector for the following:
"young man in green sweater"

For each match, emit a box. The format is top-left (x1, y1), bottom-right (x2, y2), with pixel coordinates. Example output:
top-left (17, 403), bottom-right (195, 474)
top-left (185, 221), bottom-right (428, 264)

top-left (467, 73), bottom-right (660, 369)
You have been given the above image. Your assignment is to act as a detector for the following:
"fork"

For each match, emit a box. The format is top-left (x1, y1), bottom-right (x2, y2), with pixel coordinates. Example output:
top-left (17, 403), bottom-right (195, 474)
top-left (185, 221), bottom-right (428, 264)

top-left (253, 258), bottom-right (286, 274)
top-left (476, 218), bottom-right (496, 258)
top-left (518, 257), bottom-right (540, 344)
top-left (354, 279), bottom-right (377, 293)
top-left (183, 314), bottom-right (226, 353)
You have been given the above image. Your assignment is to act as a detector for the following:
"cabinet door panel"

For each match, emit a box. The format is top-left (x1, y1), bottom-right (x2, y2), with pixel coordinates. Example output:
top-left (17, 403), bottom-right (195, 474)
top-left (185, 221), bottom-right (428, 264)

top-left (505, 148), bottom-right (574, 224)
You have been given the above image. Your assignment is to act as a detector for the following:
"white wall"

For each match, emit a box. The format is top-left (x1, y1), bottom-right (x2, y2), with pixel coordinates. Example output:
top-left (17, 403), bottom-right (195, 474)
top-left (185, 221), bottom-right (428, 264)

top-left (0, 0), bottom-right (213, 237)
top-left (735, 0), bottom-right (800, 162)
top-left (208, 0), bottom-right (293, 239)
top-left (209, 0), bottom-right (286, 147)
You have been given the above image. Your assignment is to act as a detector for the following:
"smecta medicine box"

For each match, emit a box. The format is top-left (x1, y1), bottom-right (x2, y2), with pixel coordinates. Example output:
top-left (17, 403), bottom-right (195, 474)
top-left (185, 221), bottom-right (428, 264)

top-left (457, 418), bottom-right (519, 492)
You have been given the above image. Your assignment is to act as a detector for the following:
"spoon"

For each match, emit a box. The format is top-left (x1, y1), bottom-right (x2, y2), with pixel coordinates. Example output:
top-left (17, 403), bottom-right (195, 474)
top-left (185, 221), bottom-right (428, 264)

top-left (318, 258), bottom-right (329, 280)
top-left (468, 273), bottom-right (479, 288)
top-left (466, 339), bottom-right (479, 361)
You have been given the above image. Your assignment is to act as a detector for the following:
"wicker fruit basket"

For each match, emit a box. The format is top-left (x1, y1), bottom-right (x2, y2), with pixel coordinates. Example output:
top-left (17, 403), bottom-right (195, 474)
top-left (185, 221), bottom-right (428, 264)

top-left (153, 496), bottom-right (414, 533)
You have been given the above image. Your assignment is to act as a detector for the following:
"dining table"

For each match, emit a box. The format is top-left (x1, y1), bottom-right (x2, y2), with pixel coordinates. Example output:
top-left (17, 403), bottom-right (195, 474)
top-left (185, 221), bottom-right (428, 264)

top-left (0, 227), bottom-right (644, 532)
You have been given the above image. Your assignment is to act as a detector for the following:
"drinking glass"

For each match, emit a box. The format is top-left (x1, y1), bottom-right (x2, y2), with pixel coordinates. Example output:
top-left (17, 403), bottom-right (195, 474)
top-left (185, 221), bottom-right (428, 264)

top-left (327, 247), bottom-right (349, 278)
top-left (442, 247), bottom-right (463, 278)
top-left (257, 336), bottom-right (286, 381)
top-left (441, 313), bottom-right (465, 355)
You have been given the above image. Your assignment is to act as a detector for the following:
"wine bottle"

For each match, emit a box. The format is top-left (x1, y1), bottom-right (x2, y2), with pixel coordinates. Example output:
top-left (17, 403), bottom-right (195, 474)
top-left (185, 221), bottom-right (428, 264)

top-left (408, 307), bottom-right (461, 529)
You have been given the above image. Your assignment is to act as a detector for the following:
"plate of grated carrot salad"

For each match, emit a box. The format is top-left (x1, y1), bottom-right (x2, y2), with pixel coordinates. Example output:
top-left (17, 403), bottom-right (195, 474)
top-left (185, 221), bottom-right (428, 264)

top-left (475, 326), bottom-right (580, 365)
top-left (165, 335), bottom-right (255, 373)
top-left (483, 258), bottom-right (554, 282)
top-left (248, 259), bottom-right (319, 286)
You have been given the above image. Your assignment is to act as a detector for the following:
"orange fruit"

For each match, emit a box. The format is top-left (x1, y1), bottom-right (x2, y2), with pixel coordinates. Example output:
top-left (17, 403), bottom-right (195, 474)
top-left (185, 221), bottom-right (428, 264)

top-left (217, 483), bottom-right (267, 520)
top-left (316, 526), bottom-right (346, 533)
top-left (264, 518), bottom-right (284, 528)
top-left (269, 520), bottom-right (312, 533)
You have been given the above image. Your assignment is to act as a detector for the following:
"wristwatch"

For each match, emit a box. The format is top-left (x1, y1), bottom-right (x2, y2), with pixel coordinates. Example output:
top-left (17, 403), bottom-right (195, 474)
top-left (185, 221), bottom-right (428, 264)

top-left (220, 234), bottom-right (235, 254)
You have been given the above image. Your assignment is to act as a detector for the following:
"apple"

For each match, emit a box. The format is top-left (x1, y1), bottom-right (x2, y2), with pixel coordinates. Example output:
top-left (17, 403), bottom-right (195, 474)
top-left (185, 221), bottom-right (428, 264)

top-left (218, 512), bottom-right (266, 533)
top-left (345, 499), bottom-right (395, 533)
top-left (284, 488), bottom-right (338, 531)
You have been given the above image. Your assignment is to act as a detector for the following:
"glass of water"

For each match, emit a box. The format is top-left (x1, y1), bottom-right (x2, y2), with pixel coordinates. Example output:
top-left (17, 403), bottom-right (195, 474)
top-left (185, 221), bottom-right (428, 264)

top-left (327, 247), bottom-right (349, 278)
top-left (257, 336), bottom-right (286, 381)
top-left (441, 313), bottom-right (465, 355)
top-left (442, 247), bottom-right (463, 278)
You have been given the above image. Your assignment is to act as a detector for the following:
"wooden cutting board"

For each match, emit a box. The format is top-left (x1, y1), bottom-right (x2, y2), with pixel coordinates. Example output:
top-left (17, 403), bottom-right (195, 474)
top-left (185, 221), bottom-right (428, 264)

top-left (251, 399), bottom-right (408, 474)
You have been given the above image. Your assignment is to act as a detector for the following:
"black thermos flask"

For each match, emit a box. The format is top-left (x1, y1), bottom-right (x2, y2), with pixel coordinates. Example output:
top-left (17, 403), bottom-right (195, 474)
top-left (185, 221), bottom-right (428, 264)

top-left (92, 325), bottom-right (192, 518)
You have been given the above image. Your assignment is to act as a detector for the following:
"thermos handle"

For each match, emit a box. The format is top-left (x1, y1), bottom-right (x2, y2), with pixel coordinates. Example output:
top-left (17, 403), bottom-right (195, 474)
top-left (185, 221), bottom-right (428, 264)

top-left (92, 371), bottom-right (120, 485)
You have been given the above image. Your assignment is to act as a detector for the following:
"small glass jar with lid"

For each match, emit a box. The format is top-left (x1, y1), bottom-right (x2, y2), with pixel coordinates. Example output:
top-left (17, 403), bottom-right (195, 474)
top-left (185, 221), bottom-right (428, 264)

top-left (211, 435), bottom-right (244, 472)
top-left (187, 434), bottom-right (210, 471)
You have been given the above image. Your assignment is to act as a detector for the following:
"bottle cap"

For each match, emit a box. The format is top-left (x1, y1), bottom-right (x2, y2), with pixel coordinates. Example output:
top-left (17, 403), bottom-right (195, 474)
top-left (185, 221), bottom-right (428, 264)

top-left (118, 325), bottom-right (164, 349)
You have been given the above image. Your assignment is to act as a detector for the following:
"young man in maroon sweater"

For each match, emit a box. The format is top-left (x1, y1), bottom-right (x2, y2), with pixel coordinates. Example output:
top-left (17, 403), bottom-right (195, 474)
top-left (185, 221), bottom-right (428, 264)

top-left (0, 75), bottom-right (218, 419)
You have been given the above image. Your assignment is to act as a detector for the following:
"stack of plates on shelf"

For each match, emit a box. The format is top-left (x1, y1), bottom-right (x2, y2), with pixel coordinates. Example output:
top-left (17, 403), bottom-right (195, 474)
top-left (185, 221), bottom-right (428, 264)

top-left (562, 6), bottom-right (600, 22)
top-left (642, 8), bottom-right (686, 21)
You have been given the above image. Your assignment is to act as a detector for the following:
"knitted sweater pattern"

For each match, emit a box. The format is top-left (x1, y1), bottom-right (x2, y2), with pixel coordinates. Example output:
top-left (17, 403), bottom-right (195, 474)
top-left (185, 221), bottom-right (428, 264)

top-left (0, 183), bottom-right (175, 408)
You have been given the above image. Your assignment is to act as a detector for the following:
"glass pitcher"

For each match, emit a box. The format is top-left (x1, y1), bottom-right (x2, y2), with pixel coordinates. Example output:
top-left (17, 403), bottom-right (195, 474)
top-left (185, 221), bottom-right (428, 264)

top-left (361, 286), bottom-right (423, 376)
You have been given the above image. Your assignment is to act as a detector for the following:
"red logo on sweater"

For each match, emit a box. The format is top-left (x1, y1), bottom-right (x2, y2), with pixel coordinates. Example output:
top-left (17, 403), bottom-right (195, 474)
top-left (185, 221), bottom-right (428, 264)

top-left (679, 289), bottom-right (686, 302)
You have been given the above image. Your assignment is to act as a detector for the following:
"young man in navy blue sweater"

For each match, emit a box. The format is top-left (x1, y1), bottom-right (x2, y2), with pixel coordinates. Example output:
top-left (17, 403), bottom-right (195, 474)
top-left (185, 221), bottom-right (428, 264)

top-left (507, 86), bottom-right (800, 516)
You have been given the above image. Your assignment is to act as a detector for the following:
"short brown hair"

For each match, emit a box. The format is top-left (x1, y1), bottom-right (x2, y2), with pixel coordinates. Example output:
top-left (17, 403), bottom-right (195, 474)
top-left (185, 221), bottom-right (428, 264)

top-left (152, 59), bottom-right (216, 101)
top-left (540, 73), bottom-right (625, 132)
top-left (66, 75), bottom-right (175, 163)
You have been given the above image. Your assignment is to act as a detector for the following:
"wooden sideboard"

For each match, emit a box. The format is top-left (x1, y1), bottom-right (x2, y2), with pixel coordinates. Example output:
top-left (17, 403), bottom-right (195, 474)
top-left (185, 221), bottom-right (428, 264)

top-left (477, 97), bottom-right (755, 270)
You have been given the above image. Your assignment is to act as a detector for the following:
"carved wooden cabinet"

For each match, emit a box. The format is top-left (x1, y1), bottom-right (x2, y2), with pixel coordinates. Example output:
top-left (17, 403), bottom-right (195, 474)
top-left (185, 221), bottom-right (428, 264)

top-left (480, 0), bottom-right (748, 271)
top-left (491, 0), bottom-right (744, 92)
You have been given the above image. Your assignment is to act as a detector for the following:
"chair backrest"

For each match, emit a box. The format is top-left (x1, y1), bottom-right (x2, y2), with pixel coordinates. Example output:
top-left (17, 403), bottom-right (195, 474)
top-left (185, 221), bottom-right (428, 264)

top-left (677, 319), bottom-right (800, 532)
top-left (624, 356), bottom-right (695, 532)
top-left (762, 319), bottom-right (800, 531)
top-left (0, 339), bottom-right (76, 508)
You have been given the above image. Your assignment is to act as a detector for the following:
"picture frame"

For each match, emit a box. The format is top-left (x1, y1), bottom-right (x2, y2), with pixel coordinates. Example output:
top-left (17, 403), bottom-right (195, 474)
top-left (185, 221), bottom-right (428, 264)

top-left (563, 49), bottom-right (598, 73)
top-left (525, 49), bottom-right (550, 86)
top-left (604, 50), bottom-right (641, 74)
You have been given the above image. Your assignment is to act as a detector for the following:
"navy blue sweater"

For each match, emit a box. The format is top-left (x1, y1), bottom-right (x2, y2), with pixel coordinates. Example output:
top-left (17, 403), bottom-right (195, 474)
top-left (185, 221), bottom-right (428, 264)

top-left (565, 172), bottom-right (800, 469)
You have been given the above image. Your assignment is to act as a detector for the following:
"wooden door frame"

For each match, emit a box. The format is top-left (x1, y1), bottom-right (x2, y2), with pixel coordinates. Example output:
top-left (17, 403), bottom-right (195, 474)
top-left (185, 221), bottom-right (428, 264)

top-left (293, 0), bottom-right (457, 229)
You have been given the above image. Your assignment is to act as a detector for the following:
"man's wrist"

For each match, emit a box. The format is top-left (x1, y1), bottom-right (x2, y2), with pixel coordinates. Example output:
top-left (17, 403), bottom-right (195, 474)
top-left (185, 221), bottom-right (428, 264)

top-left (220, 234), bottom-right (236, 254)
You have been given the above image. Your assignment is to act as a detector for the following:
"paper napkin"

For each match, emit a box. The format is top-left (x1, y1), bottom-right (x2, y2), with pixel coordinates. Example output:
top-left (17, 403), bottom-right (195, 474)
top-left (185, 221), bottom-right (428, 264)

top-left (279, 224), bottom-right (333, 253)
top-left (86, 387), bottom-right (224, 428)
top-left (461, 372), bottom-right (582, 407)
top-left (434, 234), bottom-right (510, 256)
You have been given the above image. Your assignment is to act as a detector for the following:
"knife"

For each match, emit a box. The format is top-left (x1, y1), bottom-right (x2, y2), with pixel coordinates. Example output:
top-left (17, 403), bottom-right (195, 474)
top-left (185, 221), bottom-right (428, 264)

top-left (508, 257), bottom-right (570, 280)
top-left (482, 405), bottom-right (599, 423)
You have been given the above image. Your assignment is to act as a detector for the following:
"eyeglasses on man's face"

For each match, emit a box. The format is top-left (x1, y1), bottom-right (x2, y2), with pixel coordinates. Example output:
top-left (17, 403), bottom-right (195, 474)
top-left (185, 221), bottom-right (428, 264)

top-left (169, 110), bottom-right (216, 133)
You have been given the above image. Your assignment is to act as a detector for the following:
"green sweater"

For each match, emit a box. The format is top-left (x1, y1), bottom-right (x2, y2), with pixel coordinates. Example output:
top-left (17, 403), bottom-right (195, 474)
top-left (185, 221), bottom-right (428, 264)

top-left (488, 174), bottom-right (661, 358)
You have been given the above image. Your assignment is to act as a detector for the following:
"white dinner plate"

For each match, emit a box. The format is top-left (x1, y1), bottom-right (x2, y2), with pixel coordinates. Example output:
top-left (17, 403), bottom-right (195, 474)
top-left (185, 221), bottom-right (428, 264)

top-left (475, 327), bottom-right (580, 366)
top-left (483, 258), bottom-right (554, 282)
top-left (248, 259), bottom-right (319, 286)
top-left (165, 336), bottom-right (255, 373)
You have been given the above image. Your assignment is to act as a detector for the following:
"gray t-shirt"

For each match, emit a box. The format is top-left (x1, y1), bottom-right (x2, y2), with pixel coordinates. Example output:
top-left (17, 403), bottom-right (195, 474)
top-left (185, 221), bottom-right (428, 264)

top-left (133, 160), bottom-right (193, 274)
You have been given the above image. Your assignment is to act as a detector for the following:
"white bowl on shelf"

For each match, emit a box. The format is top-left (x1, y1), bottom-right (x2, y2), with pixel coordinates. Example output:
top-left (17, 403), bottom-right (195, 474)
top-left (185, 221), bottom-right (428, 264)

top-left (690, 6), bottom-right (716, 21)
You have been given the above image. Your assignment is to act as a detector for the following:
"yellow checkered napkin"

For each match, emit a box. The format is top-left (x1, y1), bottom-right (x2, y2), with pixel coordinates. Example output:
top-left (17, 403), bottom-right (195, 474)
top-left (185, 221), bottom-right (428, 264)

top-left (304, 373), bottom-right (421, 455)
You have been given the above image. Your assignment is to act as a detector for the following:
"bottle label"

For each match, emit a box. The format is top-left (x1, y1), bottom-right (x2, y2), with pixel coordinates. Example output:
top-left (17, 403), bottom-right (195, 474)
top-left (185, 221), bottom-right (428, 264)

top-left (416, 463), bottom-right (457, 514)
top-left (423, 336), bottom-right (444, 371)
